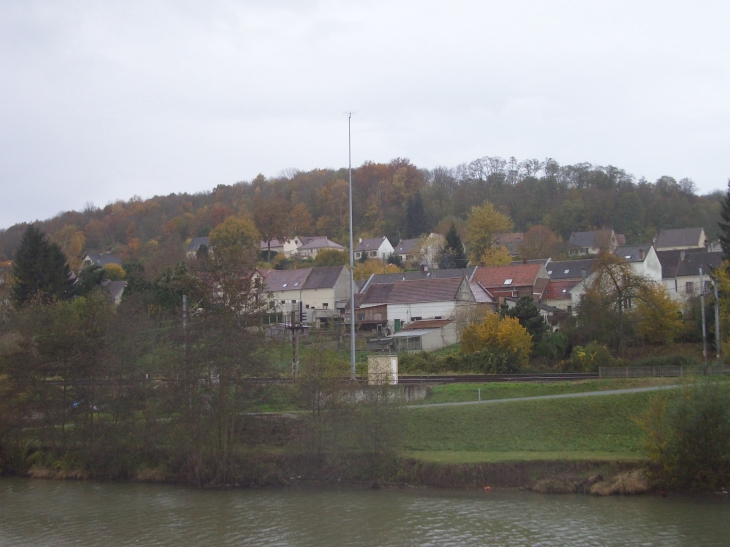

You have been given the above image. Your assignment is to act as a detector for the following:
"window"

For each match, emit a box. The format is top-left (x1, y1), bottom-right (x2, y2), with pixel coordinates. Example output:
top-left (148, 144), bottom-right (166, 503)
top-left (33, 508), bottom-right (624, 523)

top-left (369, 250), bottom-right (377, 257)
top-left (323, 303), bottom-right (328, 309)
top-left (686, 282), bottom-right (695, 294)
top-left (564, 269), bottom-right (570, 274)
top-left (705, 281), bottom-right (712, 293)
top-left (547, 270), bottom-right (552, 275)
top-left (357, 314), bottom-right (365, 321)
top-left (293, 282), bottom-right (299, 286)
top-left (282, 283), bottom-right (288, 288)
top-left (504, 278), bottom-right (513, 285)
top-left (291, 300), bottom-right (296, 304)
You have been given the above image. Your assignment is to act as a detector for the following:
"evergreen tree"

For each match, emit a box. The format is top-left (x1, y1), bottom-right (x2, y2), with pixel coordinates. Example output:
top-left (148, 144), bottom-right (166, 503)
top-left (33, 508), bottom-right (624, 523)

top-left (439, 223), bottom-right (468, 269)
top-left (404, 192), bottom-right (429, 238)
top-left (11, 225), bottom-right (72, 307)
top-left (718, 179), bottom-right (730, 261)
top-left (501, 295), bottom-right (549, 345)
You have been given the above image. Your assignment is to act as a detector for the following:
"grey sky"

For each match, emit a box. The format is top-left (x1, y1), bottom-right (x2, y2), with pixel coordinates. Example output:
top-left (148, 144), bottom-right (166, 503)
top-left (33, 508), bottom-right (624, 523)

top-left (1, 0), bottom-right (729, 228)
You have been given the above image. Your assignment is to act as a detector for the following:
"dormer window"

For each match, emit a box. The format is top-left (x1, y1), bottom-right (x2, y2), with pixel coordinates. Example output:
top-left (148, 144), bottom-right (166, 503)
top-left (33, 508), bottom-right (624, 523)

top-left (504, 278), bottom-right (513, 285)
top-left (282, 283), bottom-right (288, 288)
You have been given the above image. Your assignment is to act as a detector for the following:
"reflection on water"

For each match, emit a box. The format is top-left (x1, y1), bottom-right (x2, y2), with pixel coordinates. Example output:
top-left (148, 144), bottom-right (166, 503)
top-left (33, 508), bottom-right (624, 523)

top-left (0, 478), bottom-right (729, 546)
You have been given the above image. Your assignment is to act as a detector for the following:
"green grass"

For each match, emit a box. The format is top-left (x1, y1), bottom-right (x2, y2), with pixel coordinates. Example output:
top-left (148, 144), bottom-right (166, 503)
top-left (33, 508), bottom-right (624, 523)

top-left (410, 377), bottom-right (681, 405)
top-left (403, 391), bottom-right (655, 459)
top-left (402, 450), bottom-right (645, 464)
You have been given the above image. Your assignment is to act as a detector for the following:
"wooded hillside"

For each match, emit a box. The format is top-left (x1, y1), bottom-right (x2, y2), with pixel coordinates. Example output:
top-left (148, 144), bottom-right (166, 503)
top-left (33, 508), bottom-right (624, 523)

top-left (1, 156), bottom-right (723, 276)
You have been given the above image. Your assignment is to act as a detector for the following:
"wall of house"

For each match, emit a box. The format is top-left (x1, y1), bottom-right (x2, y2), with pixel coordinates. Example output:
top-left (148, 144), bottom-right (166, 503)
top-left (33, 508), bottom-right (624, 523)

top-left (421, 323), bottom-right (458, 351)
top-left (628, 248), bottom-right (662, 282)
top-left (387, 301), bottom-right (456, 327)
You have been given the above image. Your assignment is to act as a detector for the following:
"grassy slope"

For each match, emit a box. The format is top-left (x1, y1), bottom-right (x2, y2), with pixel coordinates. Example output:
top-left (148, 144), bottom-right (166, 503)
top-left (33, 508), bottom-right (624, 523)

top-left (403, 391), bottom-right (655, 464)
top-left (411, 377), bottom-right (680, 405)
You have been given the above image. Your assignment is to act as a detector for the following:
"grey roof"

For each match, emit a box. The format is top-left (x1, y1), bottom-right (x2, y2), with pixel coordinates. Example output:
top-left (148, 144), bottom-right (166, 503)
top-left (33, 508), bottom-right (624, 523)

top-left (615, 244), bottom-right (652, 263)
top-left (655, 228), bottom-right (705, 249)
top-left (656, 248), bottom-right (705, 279)
top-left (355, 237), bottom-right (391, 252)
top-left (676, 251), bottom-right (723, 277)
top-left (545, 259), bottom-right (595, 280)
top-left (263, 268), bottom-right (312, 291)
top-left (298, 237), bottom-right (344, 251)
top-left (568, 230), bottom-right (613, 249)
top-left (361, 277), bottom-right (465, 305)
top-left (84, 253), bottom-right (122, 266)
top-left (395, 238), bottom-right (419, 255)
top-left (362, 267), bottom-right (476, 291)
top-left (186, 237), bottom-right (209, 253)
top-left (101, 280), bottom-right (126, 303)
top-left (302, 265), bottom-right (347, 289)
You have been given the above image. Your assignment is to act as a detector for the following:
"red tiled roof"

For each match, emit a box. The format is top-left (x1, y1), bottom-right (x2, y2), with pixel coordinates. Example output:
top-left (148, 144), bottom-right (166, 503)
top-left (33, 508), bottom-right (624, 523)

top-left (543, 280), bottom-right (579, 300)
top-left (471, 263), bottom-right (543, 289)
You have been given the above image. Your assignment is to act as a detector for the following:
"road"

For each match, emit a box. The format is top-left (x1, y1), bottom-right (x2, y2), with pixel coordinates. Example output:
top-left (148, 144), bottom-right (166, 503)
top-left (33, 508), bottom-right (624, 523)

top-left (405, 384), bottom-right (683, 409)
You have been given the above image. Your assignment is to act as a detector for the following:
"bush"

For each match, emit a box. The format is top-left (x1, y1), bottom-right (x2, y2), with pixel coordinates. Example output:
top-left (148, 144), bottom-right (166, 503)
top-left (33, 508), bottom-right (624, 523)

top-left (398, 349), bottom-right (522, 374)
top-left (562, 342), bottom-right (616, 372)
top-left (631, 354), bottom-right (701, 368)
top-left (638, 381), bottom-right (730, 490)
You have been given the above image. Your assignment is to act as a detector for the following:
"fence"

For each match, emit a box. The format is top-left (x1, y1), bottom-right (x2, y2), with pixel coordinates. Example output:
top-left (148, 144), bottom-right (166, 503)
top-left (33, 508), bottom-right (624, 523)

top-left (599, 365), bottom-right (730, 378)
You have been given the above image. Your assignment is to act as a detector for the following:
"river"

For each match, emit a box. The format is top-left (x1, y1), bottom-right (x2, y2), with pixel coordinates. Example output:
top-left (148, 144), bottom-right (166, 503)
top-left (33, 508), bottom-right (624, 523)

top-left (0, 478), bottom-right (728, 546)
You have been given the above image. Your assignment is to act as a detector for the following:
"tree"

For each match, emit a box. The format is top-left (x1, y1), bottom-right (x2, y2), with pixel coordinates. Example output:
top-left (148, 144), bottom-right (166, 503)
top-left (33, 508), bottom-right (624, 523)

top-left (718, 180), bottom-right (730, 261)
top-left (518, 225), bottom-right (559, 259)
top-left (439, 223), bottom-right (467, 269)
top-left (577, 252), bottom-right (679, 354)
top-left (354, 259), bottom-right (401, 280)
top-left (404, 192), bottom-right (429, 238)
top-left (479, 245), bottom-right (513, 266)
top-left (50, 225), bottom-right (86, 271)
top-left (501, 296), bottom-right (549, 345)
top-left (461, 313), bottom-right (532, 367)
top-left (11, 226), bottom-right (72, 307)
top-left (465, 201), bottom-right (514, 264)
top-left (252, 192), bottom-right (289, 261)
top-left (289, 203), bottom-right (314, 236)
top-left (313, 249), bottom-right (348, 267)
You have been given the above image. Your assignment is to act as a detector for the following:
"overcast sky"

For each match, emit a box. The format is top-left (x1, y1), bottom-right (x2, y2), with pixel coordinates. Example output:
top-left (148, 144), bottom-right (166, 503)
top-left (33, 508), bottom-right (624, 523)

top-left (1, 0), bottom-right (729, 229)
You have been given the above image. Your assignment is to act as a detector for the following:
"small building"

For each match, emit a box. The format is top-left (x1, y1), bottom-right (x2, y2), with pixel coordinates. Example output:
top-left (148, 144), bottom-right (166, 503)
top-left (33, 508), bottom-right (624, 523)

top-left (494, 233), bottom-right (524, 257)
top-left (260, 237), bottom-right (302, 258)
top-left (389, 319), bottom-right (458, 352)
top-left (354, 237), bottom-right (394, 261)
top-left (567, 229), bottom-right (618, 256)
top-left (654, 227), bottom-right (707, 251)
top-left (296, 236), bottom-right (345, 259)
top-left (82, 253), bottom-right (123, 268)
top-left (185, 237), bottom-right (210, 258)
top-left (657, 250), bottom-right (723, 302)
top-left (542, 279), bottom-right (580, 311)
top-left (470, 262), bottom-right (550, 303)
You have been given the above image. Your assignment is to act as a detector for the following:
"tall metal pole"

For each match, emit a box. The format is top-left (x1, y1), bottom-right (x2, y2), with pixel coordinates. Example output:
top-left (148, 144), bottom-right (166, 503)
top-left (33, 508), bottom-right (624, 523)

top-left (348, 113), bottom-right (356, 380)
top-left (713, 275), bottom-right (722, 364)
top-left (700, 267), bottom-right (708, 365)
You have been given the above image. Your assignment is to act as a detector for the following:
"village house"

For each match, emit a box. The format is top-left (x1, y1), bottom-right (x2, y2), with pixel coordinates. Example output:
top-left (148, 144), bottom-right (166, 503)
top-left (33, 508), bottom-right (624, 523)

top-left (259, 236), bottom-right (302, 258)
top-left (82, 252), bottom-right (123, 268)
top-left (185, 237), bottom-right (210, 258)
top-left (347, 275), bottom-right (475, 333)
top-left (394, 233), bottom-right (445, 268)
top-left (493, 232), bottom-right (524, 257)
top-left (387, 319), bottom-right (459, 352)
top-left (261, 265), bottom-right (350, 327)
top-left (469, 262), bottom-right (550, 304)
top-left (354, 236), bottom-right (394, 261)
top-left (296, 236), bottom-right (345, 259)
top-left (567, 229), bottom-right (618, 256)
top-left (657, 249), bottom-right (723, 302)
top-left (654, 227), bottom-right (707, 251)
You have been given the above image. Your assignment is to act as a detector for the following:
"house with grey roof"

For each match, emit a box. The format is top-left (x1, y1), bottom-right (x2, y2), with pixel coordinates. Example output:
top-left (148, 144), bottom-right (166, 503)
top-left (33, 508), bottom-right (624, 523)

top-left (259, 236), bottom-right (302, 258)
top-left (261, 265), bottom-right (350, 327)
top-left (296, 236), bottom-right (345, 259)
top-left (656, 249), bottom-right (722, 302)
top-left (545, 259), bottom-right (595, 281)
top-left (394, 233), bottom-right (445, 267)
top-left (82, 253), bottom-right (123, 267)
top-left (347, 276), bottom-right (475, 332)
top-left (360, 267), bottom-right (476, 292)
top-left (494, 232), bottom-right (524, 257)
top-left (567, 229), bottom-right (618, 256)
top-left (354, 236), bottom-right (394, 261)
top-left (654, 227), bottom-right (707, 251)
top-left (185, 237), bottom-right (210, 258)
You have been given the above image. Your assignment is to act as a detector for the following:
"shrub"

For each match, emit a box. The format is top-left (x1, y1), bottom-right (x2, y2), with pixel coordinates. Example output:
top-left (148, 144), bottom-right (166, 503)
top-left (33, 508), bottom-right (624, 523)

top-left (638, 381), bottom-right (730, 490)
top-left (562, 342), bottom-right (615, 372)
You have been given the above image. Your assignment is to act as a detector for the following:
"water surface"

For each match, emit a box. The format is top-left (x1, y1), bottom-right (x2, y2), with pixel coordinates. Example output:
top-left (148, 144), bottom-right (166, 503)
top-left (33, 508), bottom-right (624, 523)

top-left (0, 478), bottom-right (728, 546)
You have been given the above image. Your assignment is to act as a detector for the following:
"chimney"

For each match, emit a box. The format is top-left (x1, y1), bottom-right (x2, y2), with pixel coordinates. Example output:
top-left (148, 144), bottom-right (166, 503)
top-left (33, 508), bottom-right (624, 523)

top-left (523, 258), bottom-right (527, 264)
top-left (581, 268), bottom-right (586, 280)
top-left (639, 248), bottom-right (645, 260)
top-left (680, 250), bottom-right (685, 262)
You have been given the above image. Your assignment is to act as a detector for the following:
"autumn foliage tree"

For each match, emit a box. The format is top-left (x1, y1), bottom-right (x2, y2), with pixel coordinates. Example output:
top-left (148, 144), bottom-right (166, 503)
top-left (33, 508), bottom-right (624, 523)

top-left (461, 313), bottom-right (532, 367)
top-left (465, 201), bottom-right (514, 265)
